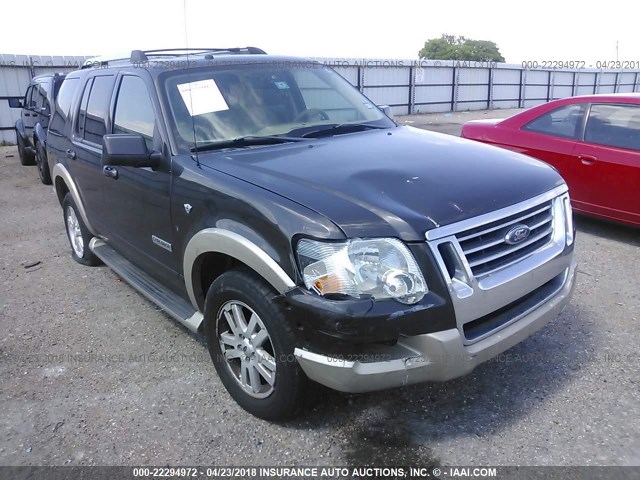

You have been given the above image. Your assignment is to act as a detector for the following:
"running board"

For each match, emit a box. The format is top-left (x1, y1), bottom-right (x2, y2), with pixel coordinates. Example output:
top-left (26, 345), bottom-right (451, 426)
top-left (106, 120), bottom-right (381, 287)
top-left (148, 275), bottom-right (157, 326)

top-left (89, 238), bottom-right (203, 333)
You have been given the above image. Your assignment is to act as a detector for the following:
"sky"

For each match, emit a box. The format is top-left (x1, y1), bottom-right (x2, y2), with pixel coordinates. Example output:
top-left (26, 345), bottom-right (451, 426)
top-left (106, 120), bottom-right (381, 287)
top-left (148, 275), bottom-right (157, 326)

top-left (0, 0), bottom-right (635, 66)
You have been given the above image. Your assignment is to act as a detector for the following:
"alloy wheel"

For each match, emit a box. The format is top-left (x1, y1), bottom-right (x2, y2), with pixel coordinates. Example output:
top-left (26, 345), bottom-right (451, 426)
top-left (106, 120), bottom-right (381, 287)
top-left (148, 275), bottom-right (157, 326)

top-left (217, 300), bottom-right (277, 398)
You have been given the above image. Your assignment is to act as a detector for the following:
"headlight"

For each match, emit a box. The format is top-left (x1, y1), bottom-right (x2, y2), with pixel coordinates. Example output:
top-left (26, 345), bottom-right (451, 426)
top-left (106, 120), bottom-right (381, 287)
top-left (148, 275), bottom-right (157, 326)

top-left (296, 238), bottom-right (427, 304)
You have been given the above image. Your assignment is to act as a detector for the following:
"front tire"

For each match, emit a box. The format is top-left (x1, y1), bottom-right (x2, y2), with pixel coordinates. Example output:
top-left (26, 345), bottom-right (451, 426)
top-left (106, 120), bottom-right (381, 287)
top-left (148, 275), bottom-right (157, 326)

top-left (62, 193), bottom-right (100, 266)
top-left (35, 140), bottom-right (52, 185)
top-left (16, 131), bottom-right (35, 166)
top-left (204, 269), bottom-right (308, 420)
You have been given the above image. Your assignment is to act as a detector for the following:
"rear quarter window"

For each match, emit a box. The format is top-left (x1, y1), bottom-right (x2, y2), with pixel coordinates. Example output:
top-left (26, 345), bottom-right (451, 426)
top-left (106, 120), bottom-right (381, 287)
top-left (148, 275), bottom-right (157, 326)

top-left (49, 77), bottom-right (80, 134)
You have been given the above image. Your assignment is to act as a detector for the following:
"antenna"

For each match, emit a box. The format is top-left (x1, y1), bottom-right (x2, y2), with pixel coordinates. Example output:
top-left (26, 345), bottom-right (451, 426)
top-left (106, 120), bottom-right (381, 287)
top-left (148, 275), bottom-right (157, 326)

top-left (183, 0), bottom-right (200, 167)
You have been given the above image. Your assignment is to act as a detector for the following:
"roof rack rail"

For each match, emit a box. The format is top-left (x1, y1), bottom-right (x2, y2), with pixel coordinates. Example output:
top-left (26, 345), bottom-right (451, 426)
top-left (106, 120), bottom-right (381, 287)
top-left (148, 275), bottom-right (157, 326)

top-left (82, 47), bottom-right (266, 69)
top-left (131, 47), bottom-right (266, 63)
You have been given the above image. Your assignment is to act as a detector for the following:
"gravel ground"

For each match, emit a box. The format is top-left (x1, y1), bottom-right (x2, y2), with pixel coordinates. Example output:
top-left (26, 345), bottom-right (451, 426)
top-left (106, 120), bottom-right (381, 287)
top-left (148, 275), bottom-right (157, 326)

top-left (0, 111), bottom-right (638, 467)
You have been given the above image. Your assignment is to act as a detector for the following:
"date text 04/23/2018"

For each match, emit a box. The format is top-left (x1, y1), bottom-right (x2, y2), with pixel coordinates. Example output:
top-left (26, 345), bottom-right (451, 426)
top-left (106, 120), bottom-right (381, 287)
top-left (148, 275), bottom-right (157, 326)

top-left (522, 60), bottom-right (640, 70)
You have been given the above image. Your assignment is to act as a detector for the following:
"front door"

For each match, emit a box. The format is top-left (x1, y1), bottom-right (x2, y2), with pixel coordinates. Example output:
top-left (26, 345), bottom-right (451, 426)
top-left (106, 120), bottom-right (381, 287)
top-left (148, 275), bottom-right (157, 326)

top-left (570, 103), bottom-right (640, 224)
top-left (100, 73), bottom-right (181, 290)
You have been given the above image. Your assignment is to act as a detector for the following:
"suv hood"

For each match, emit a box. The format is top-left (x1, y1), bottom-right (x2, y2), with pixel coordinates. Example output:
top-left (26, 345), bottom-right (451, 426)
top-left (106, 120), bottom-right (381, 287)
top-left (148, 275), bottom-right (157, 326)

top-left (199, 126), bottom-right (564, 241)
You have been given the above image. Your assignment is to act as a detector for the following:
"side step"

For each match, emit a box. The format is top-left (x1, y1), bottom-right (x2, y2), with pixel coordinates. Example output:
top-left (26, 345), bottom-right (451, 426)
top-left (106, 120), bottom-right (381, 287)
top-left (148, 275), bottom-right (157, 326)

top-left (89, 238), bottom-right (203, 333)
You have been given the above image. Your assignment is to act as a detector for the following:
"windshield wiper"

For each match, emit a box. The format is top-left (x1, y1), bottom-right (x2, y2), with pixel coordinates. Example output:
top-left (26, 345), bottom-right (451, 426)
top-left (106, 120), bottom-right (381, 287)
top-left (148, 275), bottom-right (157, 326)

top-left (190, 135), bottom-right (303, 153)
top-left (296, 123), bottom-right (387, 139)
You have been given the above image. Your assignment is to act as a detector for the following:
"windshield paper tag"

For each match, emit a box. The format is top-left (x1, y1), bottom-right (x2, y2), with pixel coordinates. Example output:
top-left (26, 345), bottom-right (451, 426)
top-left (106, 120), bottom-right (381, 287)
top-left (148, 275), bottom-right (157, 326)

top-left (177, 79), bottom-right (229, 116)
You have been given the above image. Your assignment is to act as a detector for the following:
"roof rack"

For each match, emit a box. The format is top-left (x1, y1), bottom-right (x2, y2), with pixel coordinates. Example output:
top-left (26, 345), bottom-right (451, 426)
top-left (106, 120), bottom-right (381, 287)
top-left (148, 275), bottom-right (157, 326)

top-left (82, 47), bottom-right (266, 69)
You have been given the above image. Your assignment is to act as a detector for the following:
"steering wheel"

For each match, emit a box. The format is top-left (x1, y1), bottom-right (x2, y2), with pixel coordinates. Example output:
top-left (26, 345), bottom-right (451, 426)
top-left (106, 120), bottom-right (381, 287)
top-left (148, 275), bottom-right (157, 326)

top-left (293, 108), bottom-right (330, 123)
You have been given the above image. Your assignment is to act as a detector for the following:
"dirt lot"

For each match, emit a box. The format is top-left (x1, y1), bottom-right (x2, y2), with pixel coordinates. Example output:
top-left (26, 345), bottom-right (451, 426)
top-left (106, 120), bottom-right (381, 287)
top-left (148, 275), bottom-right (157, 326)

top-left (1, 110), bottom-right (639, 467)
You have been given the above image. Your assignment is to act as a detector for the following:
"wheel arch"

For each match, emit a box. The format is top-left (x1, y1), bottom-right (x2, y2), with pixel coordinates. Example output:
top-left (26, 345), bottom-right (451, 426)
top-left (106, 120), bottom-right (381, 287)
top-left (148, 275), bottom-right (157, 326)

top-left (33, 123), bottom-right (46, 146)
top-left (52, 163), bottom-right (98, 236)
top-left (14, 119), bottom-right (26, 140)
top-left (184, 228), bottom-right (296, 312)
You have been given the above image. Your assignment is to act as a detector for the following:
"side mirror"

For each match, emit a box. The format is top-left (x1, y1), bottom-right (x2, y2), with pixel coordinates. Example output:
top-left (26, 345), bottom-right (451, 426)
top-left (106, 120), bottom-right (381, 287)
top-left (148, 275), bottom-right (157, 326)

top-left (8, 98), bottom-right (23, 108)
top-left (378, 105), bottom-right (393, 119)
top-left (102, 134), bottom-right (161, 168)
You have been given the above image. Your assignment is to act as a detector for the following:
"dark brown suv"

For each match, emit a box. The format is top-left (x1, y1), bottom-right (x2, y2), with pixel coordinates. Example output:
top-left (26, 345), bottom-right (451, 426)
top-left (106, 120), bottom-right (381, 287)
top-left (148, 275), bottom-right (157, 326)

top-left (48, 48), bottom-right (576, 420)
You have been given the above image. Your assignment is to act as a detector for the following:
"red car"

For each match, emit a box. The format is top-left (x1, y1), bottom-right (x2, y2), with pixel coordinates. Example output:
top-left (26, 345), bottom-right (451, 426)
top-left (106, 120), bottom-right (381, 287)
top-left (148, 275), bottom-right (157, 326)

top-left (462, 94), bottom-right (640, 227)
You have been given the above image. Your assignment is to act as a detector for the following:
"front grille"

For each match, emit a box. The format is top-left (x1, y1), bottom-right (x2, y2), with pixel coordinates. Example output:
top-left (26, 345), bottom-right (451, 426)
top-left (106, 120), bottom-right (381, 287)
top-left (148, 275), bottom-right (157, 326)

top-left (456, 200), bottom-right (554, 277)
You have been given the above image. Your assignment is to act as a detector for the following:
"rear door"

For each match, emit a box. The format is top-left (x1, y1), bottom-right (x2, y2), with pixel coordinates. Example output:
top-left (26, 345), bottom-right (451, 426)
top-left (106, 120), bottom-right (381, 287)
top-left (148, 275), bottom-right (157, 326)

top-left (46, 77), bottom-right (80, 177)
top-left (68, 74), bottom-right (116, 232)
top-left (571, 103), bottom-right (640, 224)
top-left (100, 72), bottom-right (180, 286)
top-left (515, 103), bottom-right (587, 187)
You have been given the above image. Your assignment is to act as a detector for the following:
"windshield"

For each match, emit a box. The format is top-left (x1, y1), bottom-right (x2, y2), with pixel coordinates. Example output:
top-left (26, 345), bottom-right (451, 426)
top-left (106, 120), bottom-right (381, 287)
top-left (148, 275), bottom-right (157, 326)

top-left (162, 63), bottom-right (394, 152)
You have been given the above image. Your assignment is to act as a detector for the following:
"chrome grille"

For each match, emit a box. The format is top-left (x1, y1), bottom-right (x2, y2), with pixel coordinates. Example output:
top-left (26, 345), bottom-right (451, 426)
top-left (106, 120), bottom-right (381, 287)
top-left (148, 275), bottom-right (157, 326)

top-left (456, 200), bottom-right (554, 277)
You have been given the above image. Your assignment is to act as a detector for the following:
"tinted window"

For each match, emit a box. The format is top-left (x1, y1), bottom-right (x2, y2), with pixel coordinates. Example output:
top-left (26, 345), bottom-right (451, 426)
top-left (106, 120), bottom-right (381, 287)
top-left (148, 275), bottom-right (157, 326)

top-left (24, 86), bottom-right (34, 108)
top-left (32, 83), bottom-right (44, 109)
top-left (34, 81), bottom-right (50, 110)
top-left (113, 76), bottom-right (157, 150)
top-left (523, 104), bottom-right (585, 139)
top-left (50, 78), bottom-right (79, 134)
top-left (584, 104), bottom-right (640, 151)
top-left (83, 76), bottom-right (115, 145)
top-left (52, 76), bottom-right (65, 100)
top-left (76, 79), bottom-right (92, 138)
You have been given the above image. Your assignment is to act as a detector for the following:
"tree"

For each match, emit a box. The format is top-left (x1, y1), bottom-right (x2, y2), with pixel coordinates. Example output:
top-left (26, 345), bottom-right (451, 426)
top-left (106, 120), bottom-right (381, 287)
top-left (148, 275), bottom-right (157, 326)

top-left (418, 35), bottom-right (505, 62)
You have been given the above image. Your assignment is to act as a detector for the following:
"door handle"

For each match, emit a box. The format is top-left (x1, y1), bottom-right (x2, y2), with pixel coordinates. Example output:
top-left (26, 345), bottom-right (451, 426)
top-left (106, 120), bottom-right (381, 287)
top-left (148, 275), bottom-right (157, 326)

top-left (103, 165), bottom-right (118, 179)
top-left (66, 149), bottom-right (76, 160)
top-left (578, 154), bottom-right (597, 165)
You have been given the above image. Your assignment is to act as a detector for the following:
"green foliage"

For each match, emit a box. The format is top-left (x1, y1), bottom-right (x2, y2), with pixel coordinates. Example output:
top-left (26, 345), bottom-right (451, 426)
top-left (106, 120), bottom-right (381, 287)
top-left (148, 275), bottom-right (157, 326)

top-left (419, 35), bottom-right (505, 62)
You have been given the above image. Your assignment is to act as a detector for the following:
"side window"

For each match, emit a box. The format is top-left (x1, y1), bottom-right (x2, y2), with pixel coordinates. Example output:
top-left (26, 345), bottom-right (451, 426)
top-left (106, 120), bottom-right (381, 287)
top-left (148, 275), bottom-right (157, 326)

top-left (52, 77), bottom-right (64, 101)
top-left (76, 79), bottom-right (92, 138)
top-left (39, 81), bottom-right (52, 111)
top-left (523, 104), bottom-right (586, 139)
top-left (113, 76), bottom-right (157, 150)
top-left (33, 82), bottom-right (49, 110)
top-left (24, 86), bottom-right (34, 108)
top-left (49, 77), bottom-right (79, 134)
top-left (83, 76), bottom-right (115, 146)
top-left (584, 104), bottom-right (640, 151)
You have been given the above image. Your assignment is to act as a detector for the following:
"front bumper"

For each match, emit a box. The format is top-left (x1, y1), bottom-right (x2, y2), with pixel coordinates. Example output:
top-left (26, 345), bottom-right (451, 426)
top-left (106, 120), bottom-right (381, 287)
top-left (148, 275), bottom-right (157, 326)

top-left (294, 258), bottom-right (576, 393)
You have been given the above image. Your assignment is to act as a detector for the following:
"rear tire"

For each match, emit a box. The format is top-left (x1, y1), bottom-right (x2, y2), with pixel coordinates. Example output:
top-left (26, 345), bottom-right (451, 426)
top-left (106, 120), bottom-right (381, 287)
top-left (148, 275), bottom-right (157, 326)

top-left (204, 269), bottom-right (308, 420)
top-left (16, 131), bottom-right (35, 166)
top-left (35, 140), bottom-right (52, 185)
top-left (62, 193), bottom-right (100, 266)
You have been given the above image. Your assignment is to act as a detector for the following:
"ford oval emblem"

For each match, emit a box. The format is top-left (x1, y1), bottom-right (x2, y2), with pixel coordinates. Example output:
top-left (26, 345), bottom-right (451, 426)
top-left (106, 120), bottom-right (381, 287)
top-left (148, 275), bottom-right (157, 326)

top-left (505, 224), bottom-right (531, 245)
